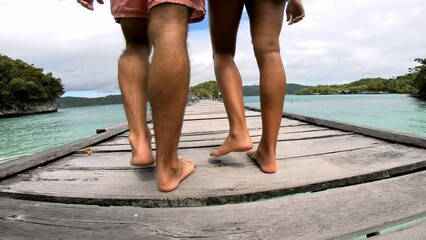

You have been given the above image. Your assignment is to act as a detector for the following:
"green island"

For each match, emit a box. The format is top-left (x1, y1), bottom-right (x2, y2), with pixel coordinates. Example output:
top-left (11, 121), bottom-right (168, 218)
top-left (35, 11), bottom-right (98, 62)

top-left (189, 80), bottom-right (309, 98)
top-left (189, 59), bottom-right (425, 98)
top-left (0, 55), bottom-right (64, 117)
top-left (296, 58), bottom-right (426, 97)
top-left (59, 95), bottom-right (123, 108)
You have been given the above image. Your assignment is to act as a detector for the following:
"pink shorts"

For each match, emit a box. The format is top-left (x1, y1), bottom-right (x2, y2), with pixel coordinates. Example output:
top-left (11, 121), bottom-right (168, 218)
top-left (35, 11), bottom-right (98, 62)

top-left (110, 0), bottom-right (205, 23)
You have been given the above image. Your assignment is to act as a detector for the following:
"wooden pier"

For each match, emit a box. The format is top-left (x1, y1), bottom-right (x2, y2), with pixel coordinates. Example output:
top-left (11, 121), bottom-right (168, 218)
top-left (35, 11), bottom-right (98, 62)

top-left (1, 99), bottom-right (425, 239)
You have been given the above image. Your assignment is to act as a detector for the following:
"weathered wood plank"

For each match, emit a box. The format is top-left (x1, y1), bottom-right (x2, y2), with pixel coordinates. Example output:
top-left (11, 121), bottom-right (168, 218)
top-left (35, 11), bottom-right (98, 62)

top-left (98, 128), bottom-right (351, 146)
top-left (0, 172), bottom-right (425, 239)
top-left (183, 111), bottom-right (261, 120)
top-left (81, 132), bottom-right (366, 153)
top-left (273, 109), bottom-right (426, 149)
top-left (44, 141), bottom-right (417, 170)
top-left (118, 119), bottom-right (310, 138)
top-left (108, 125), bottom-right (332, 145)
top-left (370, 220), bottom-right (426, 240)
top-left (0, 123), bottom-right (129, 180)
top-left (1, 141), bottom-right (424, 207)
top-left (178, 117), bottom-right (306, 134)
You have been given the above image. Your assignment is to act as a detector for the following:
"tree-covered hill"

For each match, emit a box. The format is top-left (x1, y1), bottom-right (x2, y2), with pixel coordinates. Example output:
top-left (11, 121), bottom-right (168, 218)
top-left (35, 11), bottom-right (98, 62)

top-left (296, 77), bottom-right (417, 95)
top-left (189, 80), bottom-right (310, 98)
top-left (296, 58), bottom-right (425, 96)
top-left (0, 54), bottom-right (64, 111)
top-left (410, 58), bottom-right (426, 99)
top-left (59, 95), bottom-right (122, 108)
top-left (242, 83), bottom-right (310, 96)
top-left (189, 80), bottom-right (220, 98)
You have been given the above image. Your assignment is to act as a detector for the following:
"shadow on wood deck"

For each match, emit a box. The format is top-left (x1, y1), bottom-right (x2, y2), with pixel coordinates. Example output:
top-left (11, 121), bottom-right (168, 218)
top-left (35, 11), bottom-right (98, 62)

top-left (0, 100), bottom-right (425, 239)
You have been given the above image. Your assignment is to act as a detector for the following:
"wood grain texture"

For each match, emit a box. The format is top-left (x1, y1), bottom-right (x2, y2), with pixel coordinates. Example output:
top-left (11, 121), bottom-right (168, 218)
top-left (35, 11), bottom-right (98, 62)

top-left (92, 129), bottom-right (352, 151)
top-left (277, 110), bottom-right (426, 149)
top-left (97, 125), bottom-right (340, 146)
top-left (370, 220), bottom-right (426, 240)
top-left (0, 171), bottom-right (425, 240)
top-left (1, 141), bottom-right (424, 207)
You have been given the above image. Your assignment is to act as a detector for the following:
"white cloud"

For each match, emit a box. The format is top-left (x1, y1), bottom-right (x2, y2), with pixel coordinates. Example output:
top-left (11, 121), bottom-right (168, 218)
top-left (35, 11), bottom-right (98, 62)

top-left (1, 0), bottom-right (425, 96)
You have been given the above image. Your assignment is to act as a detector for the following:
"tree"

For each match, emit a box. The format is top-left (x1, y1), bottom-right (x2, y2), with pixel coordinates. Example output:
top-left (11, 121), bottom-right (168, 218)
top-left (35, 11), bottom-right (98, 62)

top-left (0, 54), bottom-right (64, 109)
top-left (410, 58), bottom-right (426, 94)
top-left (190, 80), bottom-right (220, 98)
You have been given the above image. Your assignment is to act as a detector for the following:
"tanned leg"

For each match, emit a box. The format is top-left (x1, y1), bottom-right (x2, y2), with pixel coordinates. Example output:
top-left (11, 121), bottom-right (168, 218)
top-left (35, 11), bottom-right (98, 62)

top-left (245, 0), bottom-right (287, 173)
top-left (148, 3), bottom-right (195, 192)
top-left (208, 0), bottom-right (253, 157)
top-left (119, 18), bottom-right (154, 166)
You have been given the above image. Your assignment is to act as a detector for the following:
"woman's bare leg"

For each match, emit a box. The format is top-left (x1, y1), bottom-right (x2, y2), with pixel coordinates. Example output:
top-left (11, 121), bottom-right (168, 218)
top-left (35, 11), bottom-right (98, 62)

top-left (245, 0), bottom-right (287, 173)
top-left (208, 0), bottom-right (253, 157)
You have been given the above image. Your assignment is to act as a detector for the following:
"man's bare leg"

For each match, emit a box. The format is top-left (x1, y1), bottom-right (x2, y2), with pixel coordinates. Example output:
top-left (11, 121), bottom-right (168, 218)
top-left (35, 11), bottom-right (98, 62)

top-left (148, 3), bottom-right (195, 192)
top-left (246, 0), bottom-right (287, 173)
top-left (119, 18), bottom-right (154, 166)
top-left (208, 0), bottom-right (253, 157)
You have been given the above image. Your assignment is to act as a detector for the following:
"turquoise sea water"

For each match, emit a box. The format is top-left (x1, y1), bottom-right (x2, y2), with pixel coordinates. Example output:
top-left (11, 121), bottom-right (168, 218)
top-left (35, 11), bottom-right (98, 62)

top-left (0, 104), bottom-right (126, 163)
top-left (1, 94), bottom-right (425, 163)
top-left (245, 94), bottom-right (426, 137)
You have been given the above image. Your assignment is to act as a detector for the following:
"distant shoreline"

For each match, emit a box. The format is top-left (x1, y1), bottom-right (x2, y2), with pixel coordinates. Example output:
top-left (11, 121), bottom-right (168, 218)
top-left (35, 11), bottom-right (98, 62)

top-left (0, 101), bottom-right (58, 119)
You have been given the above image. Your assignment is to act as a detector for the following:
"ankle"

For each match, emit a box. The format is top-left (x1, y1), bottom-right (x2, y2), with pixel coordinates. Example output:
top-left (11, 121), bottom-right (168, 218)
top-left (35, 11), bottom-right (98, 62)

top-left (256, 146), bottom-right (276, 161)
top-left (128, 130), bottom-right (151, 143)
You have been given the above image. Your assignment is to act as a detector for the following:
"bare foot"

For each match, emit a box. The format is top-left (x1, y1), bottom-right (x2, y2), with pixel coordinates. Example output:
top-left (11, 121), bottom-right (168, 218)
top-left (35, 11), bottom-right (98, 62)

top-left (210, 133), bottom-right (253, 157)
top-left (128, 131), bottom-right (155, 166)
top-left (247, 150), bottom-right (277, 173)
top-left (157, 158), bottom-right (196, 192)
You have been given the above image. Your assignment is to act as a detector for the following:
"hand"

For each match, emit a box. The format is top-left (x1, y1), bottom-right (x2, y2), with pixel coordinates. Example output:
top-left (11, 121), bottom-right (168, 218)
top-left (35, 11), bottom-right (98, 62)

top-left (77, 0), bottom-right (104, 11)
top-left (286, 0), bottom-right (305, 25)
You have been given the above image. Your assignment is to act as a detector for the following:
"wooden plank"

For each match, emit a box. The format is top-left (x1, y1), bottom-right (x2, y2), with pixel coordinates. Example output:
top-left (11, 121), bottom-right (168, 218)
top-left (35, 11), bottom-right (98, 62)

top-left (1, 142), bottom-right (424, 207)
top-left (0, 123), bottom-right (129, 180)
top-left (43, 136), bottom-right (392, 170)
top-left (0, 172), bottom-right (425, 239)
top-left (244, 105), bottom-right (426, 148)
top-left (97, 128), bottom-right (351, 146)
top-left (183, 111), bottom-right (261, 120)
top-left (271, 109), bottom-right (426, 149)
top-left (40, 142), bottom-right (426, 171)
top-left (121, 116), bottom-right (308, 136)
top-left (370, 220), bottom-right (426, 240)
top-left (82, 131), bottom-right (360, 152)
top-left (179, 117), bottom-right (306, 134)
top-left (118, 119), bottom-right (310, 138)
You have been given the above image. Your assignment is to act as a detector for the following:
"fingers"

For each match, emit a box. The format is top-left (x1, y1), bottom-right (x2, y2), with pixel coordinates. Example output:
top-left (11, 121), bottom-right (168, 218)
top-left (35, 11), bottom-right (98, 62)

top-left (289, 17), bottom-right (301, 25)
top-left (77, 0), bottom-right (94, 10)
top-left (77, 0), bottom-right (103, 10)
top-left (286, 4), bottom-right (305, 25)
top-left (289, 12), bottom-right (305, 25)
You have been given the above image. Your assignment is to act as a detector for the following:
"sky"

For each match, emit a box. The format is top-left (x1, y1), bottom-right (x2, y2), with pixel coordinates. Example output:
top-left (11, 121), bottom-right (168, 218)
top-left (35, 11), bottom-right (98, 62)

top-left (1, 0), bottom-right (425, 97)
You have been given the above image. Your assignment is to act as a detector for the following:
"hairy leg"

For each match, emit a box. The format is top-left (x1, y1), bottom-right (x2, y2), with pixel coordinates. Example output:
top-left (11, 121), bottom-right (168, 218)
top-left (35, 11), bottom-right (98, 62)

top-left (245, 0), bottom-right (287, 173)
top-left (148, 3), bottom-right (195, 192)
top-left (119, 18), bottom-right (154, 166)
top-left (208, 0), bottom-right (253, 157)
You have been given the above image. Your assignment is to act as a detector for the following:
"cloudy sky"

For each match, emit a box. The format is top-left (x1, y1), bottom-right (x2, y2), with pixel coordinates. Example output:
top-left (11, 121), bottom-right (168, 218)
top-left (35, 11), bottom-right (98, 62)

top-left (1, 0), bottom-right (425, 97)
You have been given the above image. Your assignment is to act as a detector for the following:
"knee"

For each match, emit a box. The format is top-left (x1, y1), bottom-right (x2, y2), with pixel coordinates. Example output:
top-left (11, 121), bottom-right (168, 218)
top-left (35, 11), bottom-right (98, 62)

top-left (149, 4), bottom-right (189, 46)
top-left (212, 44), bottom-right (236, 60)
top-left (123, 41), bottom-right (152, 57)
top-left (251, 36), bottom-right (280, 59)
top-left (149, 24), bottom-right (188, 49)
top-left (212, 51), bottom-right (235, 61)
